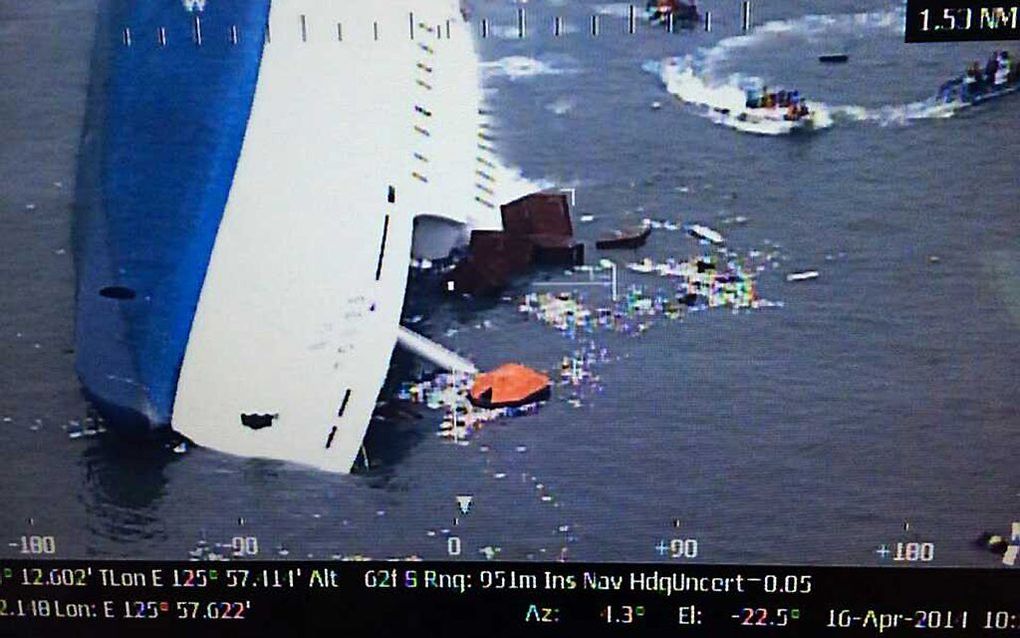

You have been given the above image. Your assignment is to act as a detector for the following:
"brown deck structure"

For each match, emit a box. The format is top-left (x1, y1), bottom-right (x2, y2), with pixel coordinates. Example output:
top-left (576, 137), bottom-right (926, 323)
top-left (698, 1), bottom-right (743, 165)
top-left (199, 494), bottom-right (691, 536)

top-left (446, 192), bottom-right (584, 295)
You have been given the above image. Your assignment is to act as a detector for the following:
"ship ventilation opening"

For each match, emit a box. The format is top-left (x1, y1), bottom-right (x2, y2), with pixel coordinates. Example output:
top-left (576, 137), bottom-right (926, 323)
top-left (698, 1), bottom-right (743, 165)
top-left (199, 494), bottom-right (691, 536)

top-left (240, 413), bottom-right (277, 430)
top-left (411, 214), bottom-right (469, 262)
top-left (99, 286), bottom-right (136, 300)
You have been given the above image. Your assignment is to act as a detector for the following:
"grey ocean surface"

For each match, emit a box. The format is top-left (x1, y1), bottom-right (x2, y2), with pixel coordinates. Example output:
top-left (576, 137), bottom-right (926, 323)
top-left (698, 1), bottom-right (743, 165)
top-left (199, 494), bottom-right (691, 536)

top-left (0, 0), bottom-right (1017, 565)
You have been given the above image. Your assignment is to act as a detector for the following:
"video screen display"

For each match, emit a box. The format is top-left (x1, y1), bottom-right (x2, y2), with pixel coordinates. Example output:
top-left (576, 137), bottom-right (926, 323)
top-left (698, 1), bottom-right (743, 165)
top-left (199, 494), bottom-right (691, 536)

top-left (1, 0), bottom-right (1017, 634)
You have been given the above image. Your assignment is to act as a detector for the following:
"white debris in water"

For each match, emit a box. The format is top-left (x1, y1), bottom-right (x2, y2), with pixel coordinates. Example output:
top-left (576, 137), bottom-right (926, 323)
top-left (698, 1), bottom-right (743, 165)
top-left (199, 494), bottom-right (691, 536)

top-left (687, 223), bottom-right (725, 244)
top-left (786, 270), bottom-right (819, 282)
top-left (493, 472), bottom-right (507, 479)
top-left (579, 214), bottom-right (595, 223)
top-left (400, 372), bottom-right (541, 442)
top-left (515, 445), bottom-right (527, 453)
top-left (25, 203), bottom-right (36, 211)
top-left (172, 442), bottom-right (188, 454)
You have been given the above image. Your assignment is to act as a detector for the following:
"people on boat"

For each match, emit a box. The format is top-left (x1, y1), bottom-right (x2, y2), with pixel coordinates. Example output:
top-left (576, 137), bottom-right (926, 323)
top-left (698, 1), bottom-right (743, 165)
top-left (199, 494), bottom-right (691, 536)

top-left (995, 51), bottom-right (1011, 86)
top-left (986, 52), bottom-right (1000, 85)
top-left (647, 0), bottom-right (698, 24)
top-left (745, 86), bottom-right (809, 120)
top-left (965, 61), bottom-right (981, 91)
top-left (956, 51), bottom-right (1016, 100)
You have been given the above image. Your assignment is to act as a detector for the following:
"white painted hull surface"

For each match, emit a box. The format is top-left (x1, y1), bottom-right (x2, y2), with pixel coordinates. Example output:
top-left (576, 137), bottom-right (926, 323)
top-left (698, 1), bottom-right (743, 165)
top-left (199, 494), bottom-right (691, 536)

top-left (174, 0), bottom-right (506, 472)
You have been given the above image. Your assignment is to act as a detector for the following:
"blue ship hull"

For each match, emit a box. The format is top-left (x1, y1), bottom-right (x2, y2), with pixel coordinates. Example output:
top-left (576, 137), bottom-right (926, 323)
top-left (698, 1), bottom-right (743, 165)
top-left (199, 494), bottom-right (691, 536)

top-left (74, 1), bottom-right (270, 434)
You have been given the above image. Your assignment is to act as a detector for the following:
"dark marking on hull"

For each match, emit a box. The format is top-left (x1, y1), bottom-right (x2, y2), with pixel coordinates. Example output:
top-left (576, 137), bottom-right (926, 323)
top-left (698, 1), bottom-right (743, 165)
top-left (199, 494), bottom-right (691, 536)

top-left (337, 388), bottom-right (352, 417)
top-left (375, 214), bottom-right (390, 280)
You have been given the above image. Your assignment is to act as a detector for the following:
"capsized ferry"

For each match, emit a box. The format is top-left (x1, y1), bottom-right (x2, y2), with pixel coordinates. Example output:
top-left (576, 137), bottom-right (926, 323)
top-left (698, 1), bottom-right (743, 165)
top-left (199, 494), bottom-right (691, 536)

top-left (74, 0), bottom-right (504, 473)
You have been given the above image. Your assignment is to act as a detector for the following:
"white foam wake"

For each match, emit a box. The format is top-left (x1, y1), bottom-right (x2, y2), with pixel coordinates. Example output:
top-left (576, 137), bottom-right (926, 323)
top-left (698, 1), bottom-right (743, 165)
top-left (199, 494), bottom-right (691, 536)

top-left (647, 58), bottom-right (835, 135)
top-left (593, 3), bottom-right (637, 19)
top-left (481, 55), bottom-right (577, 81)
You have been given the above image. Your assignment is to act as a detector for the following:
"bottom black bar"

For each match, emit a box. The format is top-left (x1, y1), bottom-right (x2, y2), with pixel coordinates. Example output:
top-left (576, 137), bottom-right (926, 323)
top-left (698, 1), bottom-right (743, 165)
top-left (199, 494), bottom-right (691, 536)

top-left (0, 561), bottom-right (1016, 637)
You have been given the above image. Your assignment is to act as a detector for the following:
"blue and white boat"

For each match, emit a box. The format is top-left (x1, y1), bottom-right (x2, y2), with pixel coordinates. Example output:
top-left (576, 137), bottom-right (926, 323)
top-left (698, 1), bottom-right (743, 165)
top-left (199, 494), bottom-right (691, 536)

top-left (74, 0), bottom-right (514, 472)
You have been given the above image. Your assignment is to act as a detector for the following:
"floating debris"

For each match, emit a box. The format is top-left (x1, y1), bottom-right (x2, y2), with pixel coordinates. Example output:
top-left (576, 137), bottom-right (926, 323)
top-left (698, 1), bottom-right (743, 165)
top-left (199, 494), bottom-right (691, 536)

top-left (172, 442), bottom-right (188, 454)
top-left (596, 223), bottom-right (652, 250)
top-left (651, 101), bottom-right (662, 109)
top-left (579, 214), bottom-right (595, 223)
top-left (622, 256), bottom-right (768, 311)
top-left (399, 371), bottom-right (541, 442)
top-left (786, 270), bottom-right (819, 282)
top-left (686, 223), bottom-right (725, 245)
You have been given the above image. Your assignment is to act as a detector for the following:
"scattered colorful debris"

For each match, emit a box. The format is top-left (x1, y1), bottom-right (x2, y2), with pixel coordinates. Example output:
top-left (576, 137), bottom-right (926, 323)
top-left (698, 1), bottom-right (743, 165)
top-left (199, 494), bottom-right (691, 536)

top-left (397, 372), bottom-right (542, 441)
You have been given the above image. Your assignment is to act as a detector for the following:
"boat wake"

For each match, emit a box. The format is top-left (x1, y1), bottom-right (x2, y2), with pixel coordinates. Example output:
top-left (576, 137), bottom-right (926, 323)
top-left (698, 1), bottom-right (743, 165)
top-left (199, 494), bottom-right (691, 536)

top-left (481, 55), bottom-right (578, 81)
top-left (645, 5), bottom-right (975, 134)
top-left (593, 3), bottom-right (638, 19)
